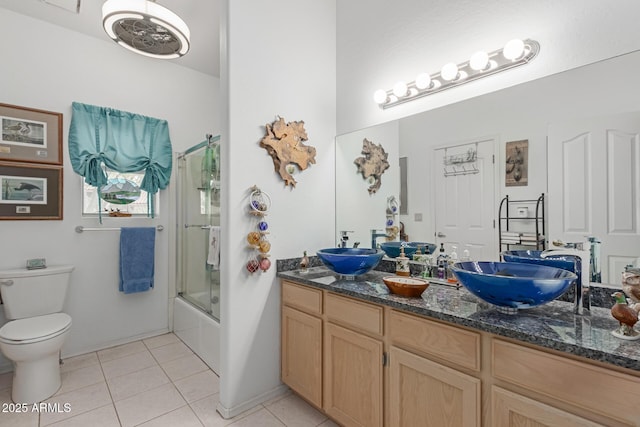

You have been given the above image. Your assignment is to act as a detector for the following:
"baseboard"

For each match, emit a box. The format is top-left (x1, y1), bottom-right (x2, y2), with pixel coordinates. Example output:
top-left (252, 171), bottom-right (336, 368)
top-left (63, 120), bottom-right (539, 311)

top-left (61, 327), bottom-right (170, 359)
top-left (216, 384), bottom-right (289, 419)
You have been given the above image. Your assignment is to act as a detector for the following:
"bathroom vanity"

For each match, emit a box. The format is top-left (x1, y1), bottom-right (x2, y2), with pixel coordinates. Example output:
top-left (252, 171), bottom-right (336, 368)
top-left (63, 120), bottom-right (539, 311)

top-left (278, 266), bottom-right (640, 427)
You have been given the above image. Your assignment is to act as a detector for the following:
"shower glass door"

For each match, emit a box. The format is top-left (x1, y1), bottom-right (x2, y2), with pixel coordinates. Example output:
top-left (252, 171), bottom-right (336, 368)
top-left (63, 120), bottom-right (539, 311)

top-left (176, 138), bottom-right (220, 321)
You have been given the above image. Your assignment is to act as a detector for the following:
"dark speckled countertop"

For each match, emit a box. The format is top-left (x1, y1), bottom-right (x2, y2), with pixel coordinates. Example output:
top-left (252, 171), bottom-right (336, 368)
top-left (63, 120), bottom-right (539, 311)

top-left (277, 263), bottom-right (640, 373)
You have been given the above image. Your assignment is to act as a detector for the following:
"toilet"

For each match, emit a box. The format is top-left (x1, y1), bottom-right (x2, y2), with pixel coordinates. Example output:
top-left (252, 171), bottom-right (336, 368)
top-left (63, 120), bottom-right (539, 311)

top-left (0, 265), bottom-right (74, 404)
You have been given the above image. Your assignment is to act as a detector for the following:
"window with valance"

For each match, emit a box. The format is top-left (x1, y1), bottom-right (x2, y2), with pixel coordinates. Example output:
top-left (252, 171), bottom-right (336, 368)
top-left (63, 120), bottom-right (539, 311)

top-left (68, 102), bottom-right (172, 221)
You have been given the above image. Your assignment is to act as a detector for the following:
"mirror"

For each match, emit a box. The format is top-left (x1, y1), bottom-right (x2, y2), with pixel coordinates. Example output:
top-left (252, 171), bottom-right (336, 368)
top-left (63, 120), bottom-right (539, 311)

top-left (336, 49), bottom-right (640, 285)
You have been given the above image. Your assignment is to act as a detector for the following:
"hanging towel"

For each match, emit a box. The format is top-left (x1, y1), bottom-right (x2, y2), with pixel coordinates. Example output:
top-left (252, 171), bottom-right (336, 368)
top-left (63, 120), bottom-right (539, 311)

top-left (207, 226), bottom-right (220, 270)
top-left (119, 227), bottom-right (156, 294)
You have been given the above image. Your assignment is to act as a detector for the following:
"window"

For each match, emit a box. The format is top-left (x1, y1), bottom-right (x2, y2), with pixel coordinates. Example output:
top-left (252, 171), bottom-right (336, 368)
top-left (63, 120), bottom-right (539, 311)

top-left (82, 168), bottom-right (159, 216)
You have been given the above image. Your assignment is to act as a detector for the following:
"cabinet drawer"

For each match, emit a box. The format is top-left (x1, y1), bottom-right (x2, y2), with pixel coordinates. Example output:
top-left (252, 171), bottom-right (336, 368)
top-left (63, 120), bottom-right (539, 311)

top-left (492, 339), bottom-right (640, 425)
top-left (325, 293), bottom-right (383, 336)
top-left (389, 310), bottom-right (480, 371)
top-left (282, 281), bottom-right (322, 315)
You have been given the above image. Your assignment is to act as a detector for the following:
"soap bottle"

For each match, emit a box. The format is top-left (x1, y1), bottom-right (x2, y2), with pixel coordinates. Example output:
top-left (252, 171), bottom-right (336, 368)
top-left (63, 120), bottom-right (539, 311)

top-left (436, 243), bottom-right (447, 279)
top-left (447, 245), bottom-right (458, 283)
top-left (396, 246), bottom-right (410, 277)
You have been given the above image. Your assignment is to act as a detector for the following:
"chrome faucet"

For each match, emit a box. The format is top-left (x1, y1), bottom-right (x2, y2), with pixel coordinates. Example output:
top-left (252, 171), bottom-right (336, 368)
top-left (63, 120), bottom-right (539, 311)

top-left (339, 230), bottom-right (354, 248)
top-left (542, 240), bottom-right (592, 315)
top-left (370, 229), bottom-right (387, 249)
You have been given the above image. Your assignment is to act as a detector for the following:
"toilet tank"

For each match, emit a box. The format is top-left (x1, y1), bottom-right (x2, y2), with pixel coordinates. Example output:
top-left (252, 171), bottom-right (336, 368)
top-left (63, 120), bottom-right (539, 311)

top-left (0, 265), bottom-right (74, 320)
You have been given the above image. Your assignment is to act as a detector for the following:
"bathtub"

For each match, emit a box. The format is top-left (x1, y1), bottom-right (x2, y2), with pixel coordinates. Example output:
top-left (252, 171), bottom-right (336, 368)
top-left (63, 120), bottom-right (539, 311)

top-left (173, 296), bottom-right (220, 374)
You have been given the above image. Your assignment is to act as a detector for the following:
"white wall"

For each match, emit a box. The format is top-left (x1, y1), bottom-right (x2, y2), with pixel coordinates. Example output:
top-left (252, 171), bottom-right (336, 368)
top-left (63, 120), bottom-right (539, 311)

top-left (336, 0), bottom-right (640, 134)
top-left (218, 0), bottom-right (336, 417)
top-left (0, 10), bottom-right (219, 370)
top-left (396, 51), bottom-right (640, 243)
top-left (336, 121), bottom-right (400, 248)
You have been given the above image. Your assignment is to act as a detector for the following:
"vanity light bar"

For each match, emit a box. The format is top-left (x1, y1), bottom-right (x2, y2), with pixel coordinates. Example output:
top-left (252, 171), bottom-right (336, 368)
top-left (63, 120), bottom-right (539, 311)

top-left (374, 39), bottom-right (540, 109)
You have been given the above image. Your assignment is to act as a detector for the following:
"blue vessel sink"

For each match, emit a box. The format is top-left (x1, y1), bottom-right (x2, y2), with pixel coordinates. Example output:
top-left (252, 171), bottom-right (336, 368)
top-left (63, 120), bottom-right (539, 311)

top-left (451, 261), bottom-right (577, 311)
top-left (316, 248), bottom-right (384, 276)
top-left (380, 241), bottom-right (437, 258)
top-left (502, 250), bottom-right (581, 282)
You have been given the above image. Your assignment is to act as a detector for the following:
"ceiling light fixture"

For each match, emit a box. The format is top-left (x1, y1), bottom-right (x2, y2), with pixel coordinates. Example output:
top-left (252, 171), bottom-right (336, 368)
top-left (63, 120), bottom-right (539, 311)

top-left (373, 38), bottom-right (539, 109)
top-left (102, 0), bottom-right (190, 59)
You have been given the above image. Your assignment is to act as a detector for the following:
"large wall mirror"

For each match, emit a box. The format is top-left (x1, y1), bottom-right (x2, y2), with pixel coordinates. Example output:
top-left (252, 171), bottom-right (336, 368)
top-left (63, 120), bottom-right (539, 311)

top-left (336, 49), bottom-right (640, 286)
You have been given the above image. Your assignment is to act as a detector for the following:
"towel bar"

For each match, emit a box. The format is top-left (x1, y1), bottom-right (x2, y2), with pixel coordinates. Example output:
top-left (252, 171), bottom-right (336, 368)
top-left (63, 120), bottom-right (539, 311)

top-left (75, 225), bottom-right (164, 233)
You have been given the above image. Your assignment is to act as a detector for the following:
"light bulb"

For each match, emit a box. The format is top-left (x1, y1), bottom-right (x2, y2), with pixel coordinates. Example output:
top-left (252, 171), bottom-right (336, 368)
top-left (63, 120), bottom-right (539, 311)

top-left (373, 89), bottom-right (388, 104)
top-left (469, 51), bottom-right (489, 71)
top-left (503, 39), bottom-right (525, 60)
top-left (393, 81), bottom-right (408, 97)
top-left (415, 73), bottom-right (432, 90)
top-left (440, 63), bottom-right (459, 81)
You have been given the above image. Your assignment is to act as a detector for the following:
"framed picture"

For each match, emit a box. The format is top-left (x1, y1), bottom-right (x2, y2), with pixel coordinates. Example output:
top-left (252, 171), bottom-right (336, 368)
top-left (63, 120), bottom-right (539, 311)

top-left (0, 103), bottom-right (63, 165)
top-left (505, 139), bottom-right (528, 187)
top-left (0, 162), bottom-right (63, 220)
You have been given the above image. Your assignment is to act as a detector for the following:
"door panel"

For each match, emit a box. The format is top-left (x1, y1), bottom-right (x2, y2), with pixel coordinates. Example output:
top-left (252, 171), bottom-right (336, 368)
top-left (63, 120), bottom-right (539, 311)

top-left (548, 112), bottom-right (640, 283)
top-left (434, 139), bottom-right (497, 260)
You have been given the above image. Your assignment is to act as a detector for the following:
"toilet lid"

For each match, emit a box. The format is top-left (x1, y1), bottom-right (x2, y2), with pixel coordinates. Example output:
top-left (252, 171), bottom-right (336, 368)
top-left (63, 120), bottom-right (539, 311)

top-left (0, 313), bottom-right (71, 342)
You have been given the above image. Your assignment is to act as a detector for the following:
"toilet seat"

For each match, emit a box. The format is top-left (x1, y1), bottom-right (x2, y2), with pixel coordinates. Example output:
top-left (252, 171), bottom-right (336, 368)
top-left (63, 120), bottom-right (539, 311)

top-left (0, 313), bottom-right (71, 344)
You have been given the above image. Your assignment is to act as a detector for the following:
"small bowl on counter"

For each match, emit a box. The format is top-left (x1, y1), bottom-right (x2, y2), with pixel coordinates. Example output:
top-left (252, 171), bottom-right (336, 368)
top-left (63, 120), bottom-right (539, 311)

top-left (382, 276), bottom-right (430, 297)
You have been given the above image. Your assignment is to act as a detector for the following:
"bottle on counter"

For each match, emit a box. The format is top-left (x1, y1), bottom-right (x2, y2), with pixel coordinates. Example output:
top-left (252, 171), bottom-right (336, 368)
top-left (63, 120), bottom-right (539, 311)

top-left (299, 251), bottom-right (309, 273)
top-left (396, 246), bottom-right (411, 277)
top-left (447, 245), bottom-right (458, 283)
top-left (436, 243), bottom-right (447, 279)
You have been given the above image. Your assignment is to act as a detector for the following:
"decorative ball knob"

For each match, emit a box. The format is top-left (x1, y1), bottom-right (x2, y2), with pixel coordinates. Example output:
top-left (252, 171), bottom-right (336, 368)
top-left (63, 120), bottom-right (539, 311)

top-left (258, 221), bottom-right (269, 231)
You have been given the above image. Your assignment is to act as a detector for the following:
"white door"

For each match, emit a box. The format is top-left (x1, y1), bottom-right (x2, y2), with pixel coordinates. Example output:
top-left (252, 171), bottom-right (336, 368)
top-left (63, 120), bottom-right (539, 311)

top-left (434, 138), bottom-right (497, 261)
top-left (548, 112), bottom-right (640, 284)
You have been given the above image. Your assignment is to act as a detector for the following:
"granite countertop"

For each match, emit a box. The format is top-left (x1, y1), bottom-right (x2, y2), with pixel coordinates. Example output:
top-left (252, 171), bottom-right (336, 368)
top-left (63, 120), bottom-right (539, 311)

top-left (277, 265), bottom-right (640, 372)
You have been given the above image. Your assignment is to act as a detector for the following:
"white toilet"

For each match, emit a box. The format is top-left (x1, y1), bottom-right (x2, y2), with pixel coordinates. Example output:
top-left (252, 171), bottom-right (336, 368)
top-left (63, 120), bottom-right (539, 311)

top-left (0, 265), bottom-right (74, 404)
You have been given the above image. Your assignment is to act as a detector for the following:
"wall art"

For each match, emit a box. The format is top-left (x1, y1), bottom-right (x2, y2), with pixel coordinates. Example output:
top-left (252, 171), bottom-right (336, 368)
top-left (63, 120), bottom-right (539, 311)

top-left (0, 161), bottom-right (63, 220)
top-left (0, 103), bottom-right (63, 165)
top-left (260, 116), bottom-right (316, 188)
top-left (505, 139), bottom-right (528, 187)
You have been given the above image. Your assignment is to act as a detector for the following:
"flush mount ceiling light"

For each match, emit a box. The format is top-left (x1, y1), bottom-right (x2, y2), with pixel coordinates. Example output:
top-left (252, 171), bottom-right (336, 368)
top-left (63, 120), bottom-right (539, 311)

top-left (374, 38), bottom-right (539, 109)
top-left (102, 0), bottom-right (190, 59)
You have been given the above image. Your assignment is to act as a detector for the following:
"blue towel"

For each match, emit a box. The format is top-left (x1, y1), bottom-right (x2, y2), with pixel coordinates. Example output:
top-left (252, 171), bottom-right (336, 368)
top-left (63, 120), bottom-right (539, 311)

top-left (119, 227), bottom-right (156, 294)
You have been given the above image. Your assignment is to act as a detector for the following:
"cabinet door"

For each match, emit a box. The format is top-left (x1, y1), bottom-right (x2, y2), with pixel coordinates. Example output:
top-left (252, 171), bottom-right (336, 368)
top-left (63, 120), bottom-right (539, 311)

top-left (281, 306), bottom-right (322, 408)
top-left (324, 322), bottom-right (383, 427)
top-left (492, 386), bottom-right (602, 427)
top-left (389, 346), bottom-right (480, 427)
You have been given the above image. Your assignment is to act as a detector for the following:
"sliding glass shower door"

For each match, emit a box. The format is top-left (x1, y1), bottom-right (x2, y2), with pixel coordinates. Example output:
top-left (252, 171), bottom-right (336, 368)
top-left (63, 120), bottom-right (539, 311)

top-left (176, 138), bottom-right (220, 321)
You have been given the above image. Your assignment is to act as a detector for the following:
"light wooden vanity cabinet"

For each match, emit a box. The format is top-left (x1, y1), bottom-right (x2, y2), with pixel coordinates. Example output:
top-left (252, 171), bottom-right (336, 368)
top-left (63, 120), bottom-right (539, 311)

top-left (281, 279), bottom-right (640, 427)
top-left (491, 338), bottom-right (640, 426)
top-left (281, 281), bottom-right (323, 408)
top-left (324, 293), bottom-right (384, 427)
top-left (388, 310), bottom-right (481, 427)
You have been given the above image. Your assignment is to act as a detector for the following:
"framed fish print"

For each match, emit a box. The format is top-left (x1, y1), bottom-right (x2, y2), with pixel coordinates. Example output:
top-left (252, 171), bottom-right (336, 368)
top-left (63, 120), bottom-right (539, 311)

top-left (0, 103), bottom-right (63, 165)
top-left (0, 162), bottom-right (63, 220)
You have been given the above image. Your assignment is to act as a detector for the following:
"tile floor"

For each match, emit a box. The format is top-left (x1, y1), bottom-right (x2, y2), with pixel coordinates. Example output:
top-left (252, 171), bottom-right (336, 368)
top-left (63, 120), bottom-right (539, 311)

top-left (0, 333), bottom-right (338, 427)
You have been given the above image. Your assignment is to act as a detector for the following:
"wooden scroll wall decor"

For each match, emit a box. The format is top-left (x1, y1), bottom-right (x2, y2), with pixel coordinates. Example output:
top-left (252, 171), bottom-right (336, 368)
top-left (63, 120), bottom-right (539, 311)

top-left (260, 116), bottom-right (317, 188)
top-left (354, 138), bottom-right (389, 194)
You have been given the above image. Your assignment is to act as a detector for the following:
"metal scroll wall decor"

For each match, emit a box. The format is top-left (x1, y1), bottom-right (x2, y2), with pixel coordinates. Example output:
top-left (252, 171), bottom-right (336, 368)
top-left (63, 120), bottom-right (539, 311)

top-left (260, 116), bottom-right (317, 188)
top-left (354, 138), bottom-right (390, 194)
top-left (246, 185), bottom-right (272, 274)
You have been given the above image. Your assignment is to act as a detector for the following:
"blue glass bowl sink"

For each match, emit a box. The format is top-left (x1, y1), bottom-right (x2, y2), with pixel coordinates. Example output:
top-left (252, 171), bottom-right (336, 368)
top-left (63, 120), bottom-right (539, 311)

top-left (502, 250), bottom-right (575, 271)
top-left (316, 248), bottom-right (384, 276)
top-left (451, 261), bottom-right (577, 311)
top-left (502, 250), bottom-right (581, 282)
top-left (380, 242), bottom-right (437, 258)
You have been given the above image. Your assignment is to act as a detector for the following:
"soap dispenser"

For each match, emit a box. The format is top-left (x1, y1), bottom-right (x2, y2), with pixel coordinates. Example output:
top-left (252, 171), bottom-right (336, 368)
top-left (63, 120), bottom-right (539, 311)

top-left (436, 243), bottom-right (447, 279)
top-left (396, 246), bottom-right (410, 277)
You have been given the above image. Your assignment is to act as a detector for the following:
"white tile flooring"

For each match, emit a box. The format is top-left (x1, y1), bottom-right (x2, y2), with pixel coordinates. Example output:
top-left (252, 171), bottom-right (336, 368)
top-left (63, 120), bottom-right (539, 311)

top-left (0, 333), bottom-right (338, 427)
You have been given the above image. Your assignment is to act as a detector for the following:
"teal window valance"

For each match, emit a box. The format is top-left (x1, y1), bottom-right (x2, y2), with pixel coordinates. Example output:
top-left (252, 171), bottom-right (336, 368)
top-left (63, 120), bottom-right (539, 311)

top-left (69, 102), bottom-right (172, 219)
